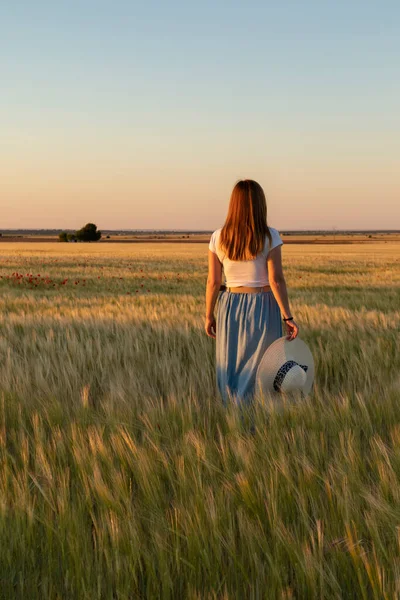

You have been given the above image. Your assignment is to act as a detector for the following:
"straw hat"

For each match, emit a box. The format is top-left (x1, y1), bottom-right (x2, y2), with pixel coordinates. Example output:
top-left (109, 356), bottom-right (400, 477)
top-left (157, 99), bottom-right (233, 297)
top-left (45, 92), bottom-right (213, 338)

top-left (256, 337), bottom-right (314, 397)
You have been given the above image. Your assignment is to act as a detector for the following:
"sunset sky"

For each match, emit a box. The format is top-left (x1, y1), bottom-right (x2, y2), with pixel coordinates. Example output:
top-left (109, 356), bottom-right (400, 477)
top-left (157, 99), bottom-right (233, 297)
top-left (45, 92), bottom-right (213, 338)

top-left (1, 1), bottom-right (399, 230)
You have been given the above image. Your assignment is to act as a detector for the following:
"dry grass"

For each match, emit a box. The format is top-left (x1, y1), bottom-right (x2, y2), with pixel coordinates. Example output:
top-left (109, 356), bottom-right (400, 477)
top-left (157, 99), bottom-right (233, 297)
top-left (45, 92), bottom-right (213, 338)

top-left (0, 241), bottom-right (400, 599)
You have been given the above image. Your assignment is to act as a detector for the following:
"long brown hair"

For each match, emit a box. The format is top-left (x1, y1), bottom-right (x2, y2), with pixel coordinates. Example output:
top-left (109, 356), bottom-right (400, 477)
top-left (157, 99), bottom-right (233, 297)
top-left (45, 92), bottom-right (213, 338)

top-left (220, 179), bottom-right (272, 261)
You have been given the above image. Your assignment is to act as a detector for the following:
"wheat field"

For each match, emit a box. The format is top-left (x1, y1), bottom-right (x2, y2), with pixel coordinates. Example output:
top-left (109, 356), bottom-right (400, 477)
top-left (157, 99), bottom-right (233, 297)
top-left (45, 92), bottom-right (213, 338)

top-left (0, 241), bottom-right (400, 599)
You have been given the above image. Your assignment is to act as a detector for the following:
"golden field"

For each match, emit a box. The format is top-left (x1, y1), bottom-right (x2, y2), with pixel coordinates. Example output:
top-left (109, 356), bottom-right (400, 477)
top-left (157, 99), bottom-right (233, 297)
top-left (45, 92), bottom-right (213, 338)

top-left (0, 241), bottom-right (400, 599)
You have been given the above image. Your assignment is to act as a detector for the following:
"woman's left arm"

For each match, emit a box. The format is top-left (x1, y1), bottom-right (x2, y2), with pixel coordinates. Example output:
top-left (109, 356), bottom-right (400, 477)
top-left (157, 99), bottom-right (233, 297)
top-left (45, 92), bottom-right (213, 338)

top-left (205, 250), bottom-right (223, 338)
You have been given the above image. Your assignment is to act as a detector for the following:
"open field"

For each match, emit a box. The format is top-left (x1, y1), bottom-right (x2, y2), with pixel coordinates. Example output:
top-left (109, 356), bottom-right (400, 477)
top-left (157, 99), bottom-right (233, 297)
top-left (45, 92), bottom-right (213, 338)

top-left (0, 241), bottom-right (400, 598)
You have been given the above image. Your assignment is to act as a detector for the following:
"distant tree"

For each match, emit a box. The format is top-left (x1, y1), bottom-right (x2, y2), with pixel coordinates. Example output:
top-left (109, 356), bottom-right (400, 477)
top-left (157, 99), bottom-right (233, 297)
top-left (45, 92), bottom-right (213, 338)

top-left (67, 233), bottom-right (77, 242)
top-left (76, 223), bottom-right (102, 242)
top-left (59, 232), bottom-right (68, 242)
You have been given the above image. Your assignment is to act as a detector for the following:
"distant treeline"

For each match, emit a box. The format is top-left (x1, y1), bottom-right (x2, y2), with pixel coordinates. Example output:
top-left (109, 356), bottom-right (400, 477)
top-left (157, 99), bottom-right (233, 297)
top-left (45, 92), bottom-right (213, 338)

top-left (1, 229), bottom-right (400, 236)
top-left (59, 223), bottom-right (101, 243)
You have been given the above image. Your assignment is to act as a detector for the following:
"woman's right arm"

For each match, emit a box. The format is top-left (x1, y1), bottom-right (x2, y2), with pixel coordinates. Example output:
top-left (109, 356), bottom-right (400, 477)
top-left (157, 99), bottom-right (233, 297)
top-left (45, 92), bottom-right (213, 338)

top-left (205, 250), bottom-right (223, 339)
top-left (267, 245), bottom-right (299, 341)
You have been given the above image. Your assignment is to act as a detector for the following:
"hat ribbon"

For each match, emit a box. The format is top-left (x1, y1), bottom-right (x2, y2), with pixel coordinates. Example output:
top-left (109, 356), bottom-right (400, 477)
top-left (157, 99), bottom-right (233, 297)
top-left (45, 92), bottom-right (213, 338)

top-left (273, 360), bottom-right (309, 393)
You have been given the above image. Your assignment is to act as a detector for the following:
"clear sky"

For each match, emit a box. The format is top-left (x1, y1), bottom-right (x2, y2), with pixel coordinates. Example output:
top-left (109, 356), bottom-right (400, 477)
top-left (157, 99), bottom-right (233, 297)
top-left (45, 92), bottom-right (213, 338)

top-left (1, 1), bottom-right (399, 230)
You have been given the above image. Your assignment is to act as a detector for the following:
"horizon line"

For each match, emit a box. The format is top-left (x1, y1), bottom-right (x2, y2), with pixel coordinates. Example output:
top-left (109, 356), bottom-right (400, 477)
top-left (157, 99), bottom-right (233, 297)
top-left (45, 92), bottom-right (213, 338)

top-left (2, 228), bottom-right (400, 234)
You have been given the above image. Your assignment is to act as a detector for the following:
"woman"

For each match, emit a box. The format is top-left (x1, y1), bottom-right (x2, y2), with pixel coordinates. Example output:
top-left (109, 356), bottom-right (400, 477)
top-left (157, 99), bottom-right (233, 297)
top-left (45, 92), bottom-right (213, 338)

top-left (205, 179), bottom-right (299, 404)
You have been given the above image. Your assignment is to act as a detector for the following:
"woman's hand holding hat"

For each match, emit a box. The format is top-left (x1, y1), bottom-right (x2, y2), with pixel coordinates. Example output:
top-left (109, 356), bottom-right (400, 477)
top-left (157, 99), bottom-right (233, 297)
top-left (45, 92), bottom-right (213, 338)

top-left (285, 318), bottom-right (299, 341)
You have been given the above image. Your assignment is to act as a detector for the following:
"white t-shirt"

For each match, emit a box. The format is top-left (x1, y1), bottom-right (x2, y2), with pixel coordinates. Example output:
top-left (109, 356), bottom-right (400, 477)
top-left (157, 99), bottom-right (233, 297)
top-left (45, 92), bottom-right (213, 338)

top-left (208, 227), bottom-right (283, 287)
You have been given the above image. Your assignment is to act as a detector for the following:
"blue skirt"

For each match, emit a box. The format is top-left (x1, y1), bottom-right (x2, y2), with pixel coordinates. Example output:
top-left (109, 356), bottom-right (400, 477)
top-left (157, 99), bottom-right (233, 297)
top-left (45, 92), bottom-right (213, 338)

top-left (216, 290), bottom-right (282, 404)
